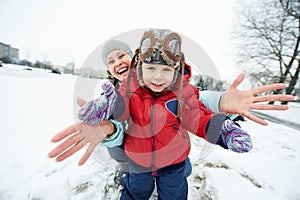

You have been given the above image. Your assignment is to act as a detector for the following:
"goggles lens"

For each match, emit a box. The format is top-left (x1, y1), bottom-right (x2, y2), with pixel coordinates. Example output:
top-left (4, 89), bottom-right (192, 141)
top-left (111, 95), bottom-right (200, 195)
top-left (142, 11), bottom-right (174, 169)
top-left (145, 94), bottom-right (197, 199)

top-left (140, 37), bottom-right (151, 55)
top-left (168, 38), bottom-right (180, 57)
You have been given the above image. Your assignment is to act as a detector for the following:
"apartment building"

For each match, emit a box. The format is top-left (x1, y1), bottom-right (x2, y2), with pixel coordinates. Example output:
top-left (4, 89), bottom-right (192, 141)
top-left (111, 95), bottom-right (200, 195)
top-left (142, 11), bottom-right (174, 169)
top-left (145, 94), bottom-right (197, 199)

top-left (0, 42), bottom-right (19, 60)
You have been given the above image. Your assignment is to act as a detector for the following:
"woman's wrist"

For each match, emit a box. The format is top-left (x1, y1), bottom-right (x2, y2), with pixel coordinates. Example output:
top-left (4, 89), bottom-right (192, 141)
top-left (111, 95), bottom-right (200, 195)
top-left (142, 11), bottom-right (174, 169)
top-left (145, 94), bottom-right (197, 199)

top-left (100, 120), bottom-right (124, 147)
top-left (98, 120), bottom-right (116, 137)
top-left (106, 122), bottom-right (117, 137)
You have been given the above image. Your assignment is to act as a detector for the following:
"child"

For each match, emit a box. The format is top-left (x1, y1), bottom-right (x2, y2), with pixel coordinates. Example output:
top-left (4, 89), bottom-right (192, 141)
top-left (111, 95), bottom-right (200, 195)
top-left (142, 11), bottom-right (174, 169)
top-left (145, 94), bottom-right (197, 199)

top-left (79, 29), bottom-right (253, 199)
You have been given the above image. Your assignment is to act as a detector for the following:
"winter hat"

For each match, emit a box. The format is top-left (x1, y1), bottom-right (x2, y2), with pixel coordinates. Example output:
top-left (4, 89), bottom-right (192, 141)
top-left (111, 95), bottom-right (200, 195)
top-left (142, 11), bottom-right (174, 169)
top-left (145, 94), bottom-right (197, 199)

top-left (102, 39), bottom-right (133, 65)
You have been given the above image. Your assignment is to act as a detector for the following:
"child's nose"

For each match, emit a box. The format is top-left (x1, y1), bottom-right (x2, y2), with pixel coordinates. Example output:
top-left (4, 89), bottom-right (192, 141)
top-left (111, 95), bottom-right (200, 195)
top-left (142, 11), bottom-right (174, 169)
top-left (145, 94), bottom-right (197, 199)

top-left (153, 71), bottom-right (163, 80)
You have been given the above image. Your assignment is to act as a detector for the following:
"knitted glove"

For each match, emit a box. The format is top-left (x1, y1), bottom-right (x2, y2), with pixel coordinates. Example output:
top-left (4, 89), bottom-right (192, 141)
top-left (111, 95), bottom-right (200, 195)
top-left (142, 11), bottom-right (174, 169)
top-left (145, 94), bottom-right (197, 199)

top-left (221, 119), bottom-right (253, 153)
top-left (78, 81), bottom-right (117, 124)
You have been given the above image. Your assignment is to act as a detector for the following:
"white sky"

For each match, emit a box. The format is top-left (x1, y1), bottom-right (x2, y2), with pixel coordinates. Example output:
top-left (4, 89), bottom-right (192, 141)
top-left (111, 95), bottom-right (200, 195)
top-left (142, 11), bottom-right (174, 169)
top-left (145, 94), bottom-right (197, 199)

top-left (0, 0), bottom-right (240, 80)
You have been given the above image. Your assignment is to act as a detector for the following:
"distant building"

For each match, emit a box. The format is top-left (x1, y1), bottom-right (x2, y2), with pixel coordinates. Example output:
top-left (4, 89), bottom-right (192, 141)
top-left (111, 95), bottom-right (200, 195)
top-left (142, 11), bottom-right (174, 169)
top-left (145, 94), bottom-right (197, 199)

top-left (74, 67), bottom-right (81, 75)
top-left (79, 67), bottom-right (106, 78)
top-left (51, 65), bottom-right (65, 74)
top-left (0, 42), bottom-right (19, 60)
top-left (51, 62), bottom-right (76, 74)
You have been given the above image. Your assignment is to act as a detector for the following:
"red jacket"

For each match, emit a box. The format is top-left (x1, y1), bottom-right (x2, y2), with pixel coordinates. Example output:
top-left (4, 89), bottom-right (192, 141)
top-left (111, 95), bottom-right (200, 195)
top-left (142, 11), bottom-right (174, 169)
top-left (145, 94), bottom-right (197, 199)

top-left (117, 68), bottom-right (216, 169)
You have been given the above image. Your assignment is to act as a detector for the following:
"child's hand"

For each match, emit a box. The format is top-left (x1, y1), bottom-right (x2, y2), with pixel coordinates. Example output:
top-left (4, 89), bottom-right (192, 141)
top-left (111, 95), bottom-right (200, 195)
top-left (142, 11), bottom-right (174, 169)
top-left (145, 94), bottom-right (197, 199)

top-left (78, 81), bottom-right (117, 124)
top-left (219, 73), bottom-right (296, 126)
top-left (221, 119), bottom-right (253, 153)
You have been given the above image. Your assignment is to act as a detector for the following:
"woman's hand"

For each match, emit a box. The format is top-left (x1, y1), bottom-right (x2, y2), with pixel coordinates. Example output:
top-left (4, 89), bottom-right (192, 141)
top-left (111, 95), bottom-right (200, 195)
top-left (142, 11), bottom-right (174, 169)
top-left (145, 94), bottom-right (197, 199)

top-left (48, 98), bottom-right (115, 166)
top-left (219, 73), bottom-right (296, 126)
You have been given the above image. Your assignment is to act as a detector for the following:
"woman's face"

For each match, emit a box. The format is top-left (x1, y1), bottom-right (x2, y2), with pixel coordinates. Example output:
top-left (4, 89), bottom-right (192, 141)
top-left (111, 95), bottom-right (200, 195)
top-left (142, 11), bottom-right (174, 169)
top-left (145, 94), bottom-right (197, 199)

top-left (106, 49), bottom-right (132, 81)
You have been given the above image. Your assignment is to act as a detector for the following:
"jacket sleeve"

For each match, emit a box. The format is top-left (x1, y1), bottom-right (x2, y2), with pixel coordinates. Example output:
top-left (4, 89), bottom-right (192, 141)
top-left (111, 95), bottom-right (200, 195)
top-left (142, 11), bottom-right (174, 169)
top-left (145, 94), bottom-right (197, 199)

top-left (100, 119), bottom-right (124, 147)
top-left (199, 91), bottom-right (239, 120)
top-left (199, 91), bottom-right (223, 113)
top-left (112, 69), bottom-right (141, 122)
top-left (111, 73), bottom-right (135, 122)
top-left (111, 91), bottom-right (127, 120)
top-left (181, 84), bottom-right (227, 146)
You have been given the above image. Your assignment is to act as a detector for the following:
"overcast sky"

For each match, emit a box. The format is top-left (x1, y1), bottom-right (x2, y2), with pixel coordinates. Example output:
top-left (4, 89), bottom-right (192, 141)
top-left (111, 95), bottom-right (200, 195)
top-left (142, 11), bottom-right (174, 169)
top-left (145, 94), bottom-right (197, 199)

top-left (0, 0), bottom-right (240, 80)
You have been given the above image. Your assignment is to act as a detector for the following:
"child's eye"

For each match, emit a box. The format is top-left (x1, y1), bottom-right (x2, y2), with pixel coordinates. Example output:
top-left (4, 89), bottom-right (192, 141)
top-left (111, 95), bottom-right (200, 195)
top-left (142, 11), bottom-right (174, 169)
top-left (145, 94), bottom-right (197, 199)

top-left (163, 68), bottom-right (172, 72)
top-left (146, 67), bottom-right (155, 70)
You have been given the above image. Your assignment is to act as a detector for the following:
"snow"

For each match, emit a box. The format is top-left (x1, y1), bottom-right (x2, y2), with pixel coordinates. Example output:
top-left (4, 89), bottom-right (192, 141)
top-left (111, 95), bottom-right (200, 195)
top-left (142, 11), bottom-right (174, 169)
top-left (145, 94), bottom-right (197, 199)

top-left (256, 103), bottom-right (300, 125)
top-left (0, 64), bottom-right (299, 200)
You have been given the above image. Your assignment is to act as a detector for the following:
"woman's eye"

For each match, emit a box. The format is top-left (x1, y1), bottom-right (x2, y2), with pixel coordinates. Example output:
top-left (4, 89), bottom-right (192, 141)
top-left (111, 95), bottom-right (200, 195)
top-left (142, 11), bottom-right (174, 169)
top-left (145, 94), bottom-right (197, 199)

top-left (118, 54), bottom-right (125, 59)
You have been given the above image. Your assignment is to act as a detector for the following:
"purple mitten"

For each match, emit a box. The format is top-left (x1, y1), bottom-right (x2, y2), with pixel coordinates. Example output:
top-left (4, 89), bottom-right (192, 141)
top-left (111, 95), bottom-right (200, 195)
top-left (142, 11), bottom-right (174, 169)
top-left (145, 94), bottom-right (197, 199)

top-left (221, 119), bottom-right (253, 153)
top-left (78, 81), bottom-right (117, 124)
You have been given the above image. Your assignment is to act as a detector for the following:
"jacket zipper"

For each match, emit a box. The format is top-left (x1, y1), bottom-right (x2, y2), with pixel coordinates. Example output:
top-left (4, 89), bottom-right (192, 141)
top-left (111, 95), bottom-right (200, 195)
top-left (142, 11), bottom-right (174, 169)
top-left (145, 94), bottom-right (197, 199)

top-left (150, 99), bottom-right (157, 176)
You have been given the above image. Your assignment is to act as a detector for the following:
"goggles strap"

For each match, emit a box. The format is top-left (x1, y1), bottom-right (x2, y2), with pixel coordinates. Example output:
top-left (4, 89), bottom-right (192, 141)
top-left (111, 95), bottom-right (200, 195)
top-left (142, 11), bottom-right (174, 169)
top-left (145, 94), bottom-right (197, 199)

top-left (177, 53), bottom-right (185, 122)
top-left (126, 49), bottom-right (140, 98)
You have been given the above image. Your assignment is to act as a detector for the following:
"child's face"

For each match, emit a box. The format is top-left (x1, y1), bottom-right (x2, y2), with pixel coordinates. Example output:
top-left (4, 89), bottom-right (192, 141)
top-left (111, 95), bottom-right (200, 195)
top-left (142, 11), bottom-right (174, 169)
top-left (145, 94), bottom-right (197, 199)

top-left (142, 63), bottom-right (175, 92)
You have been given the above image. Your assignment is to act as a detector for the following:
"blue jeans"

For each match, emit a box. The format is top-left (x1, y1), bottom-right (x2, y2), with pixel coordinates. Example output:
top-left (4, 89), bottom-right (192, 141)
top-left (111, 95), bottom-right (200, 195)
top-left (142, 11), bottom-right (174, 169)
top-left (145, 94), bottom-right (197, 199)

top-left (121, 161), bottom-right (188, 200)
top-left (184, 156), bottom-right (192, 177)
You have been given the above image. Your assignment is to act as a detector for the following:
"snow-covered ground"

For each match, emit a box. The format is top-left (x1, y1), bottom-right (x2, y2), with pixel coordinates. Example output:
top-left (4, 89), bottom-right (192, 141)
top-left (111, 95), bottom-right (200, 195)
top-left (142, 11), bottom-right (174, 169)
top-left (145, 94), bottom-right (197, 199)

top-left (0, 64), bottom-right (299, 200)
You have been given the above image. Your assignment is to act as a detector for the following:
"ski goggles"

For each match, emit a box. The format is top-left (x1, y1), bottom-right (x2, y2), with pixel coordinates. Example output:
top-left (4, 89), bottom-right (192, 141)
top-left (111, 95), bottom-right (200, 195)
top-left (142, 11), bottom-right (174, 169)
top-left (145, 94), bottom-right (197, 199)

top-left (138, 30), bottom-right (182, 67)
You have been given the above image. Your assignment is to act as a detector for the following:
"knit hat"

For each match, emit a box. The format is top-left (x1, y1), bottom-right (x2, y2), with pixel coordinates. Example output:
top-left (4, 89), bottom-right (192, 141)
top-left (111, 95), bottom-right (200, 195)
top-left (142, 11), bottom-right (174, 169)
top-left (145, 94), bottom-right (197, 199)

top-left (102, 39), bottom-right (133, 65)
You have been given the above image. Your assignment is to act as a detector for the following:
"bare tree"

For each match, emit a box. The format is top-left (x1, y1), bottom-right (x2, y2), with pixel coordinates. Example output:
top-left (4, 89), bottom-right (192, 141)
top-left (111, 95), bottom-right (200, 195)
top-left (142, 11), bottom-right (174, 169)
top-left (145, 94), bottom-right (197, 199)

top-left (232, 0), bottom-right (300, 101)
